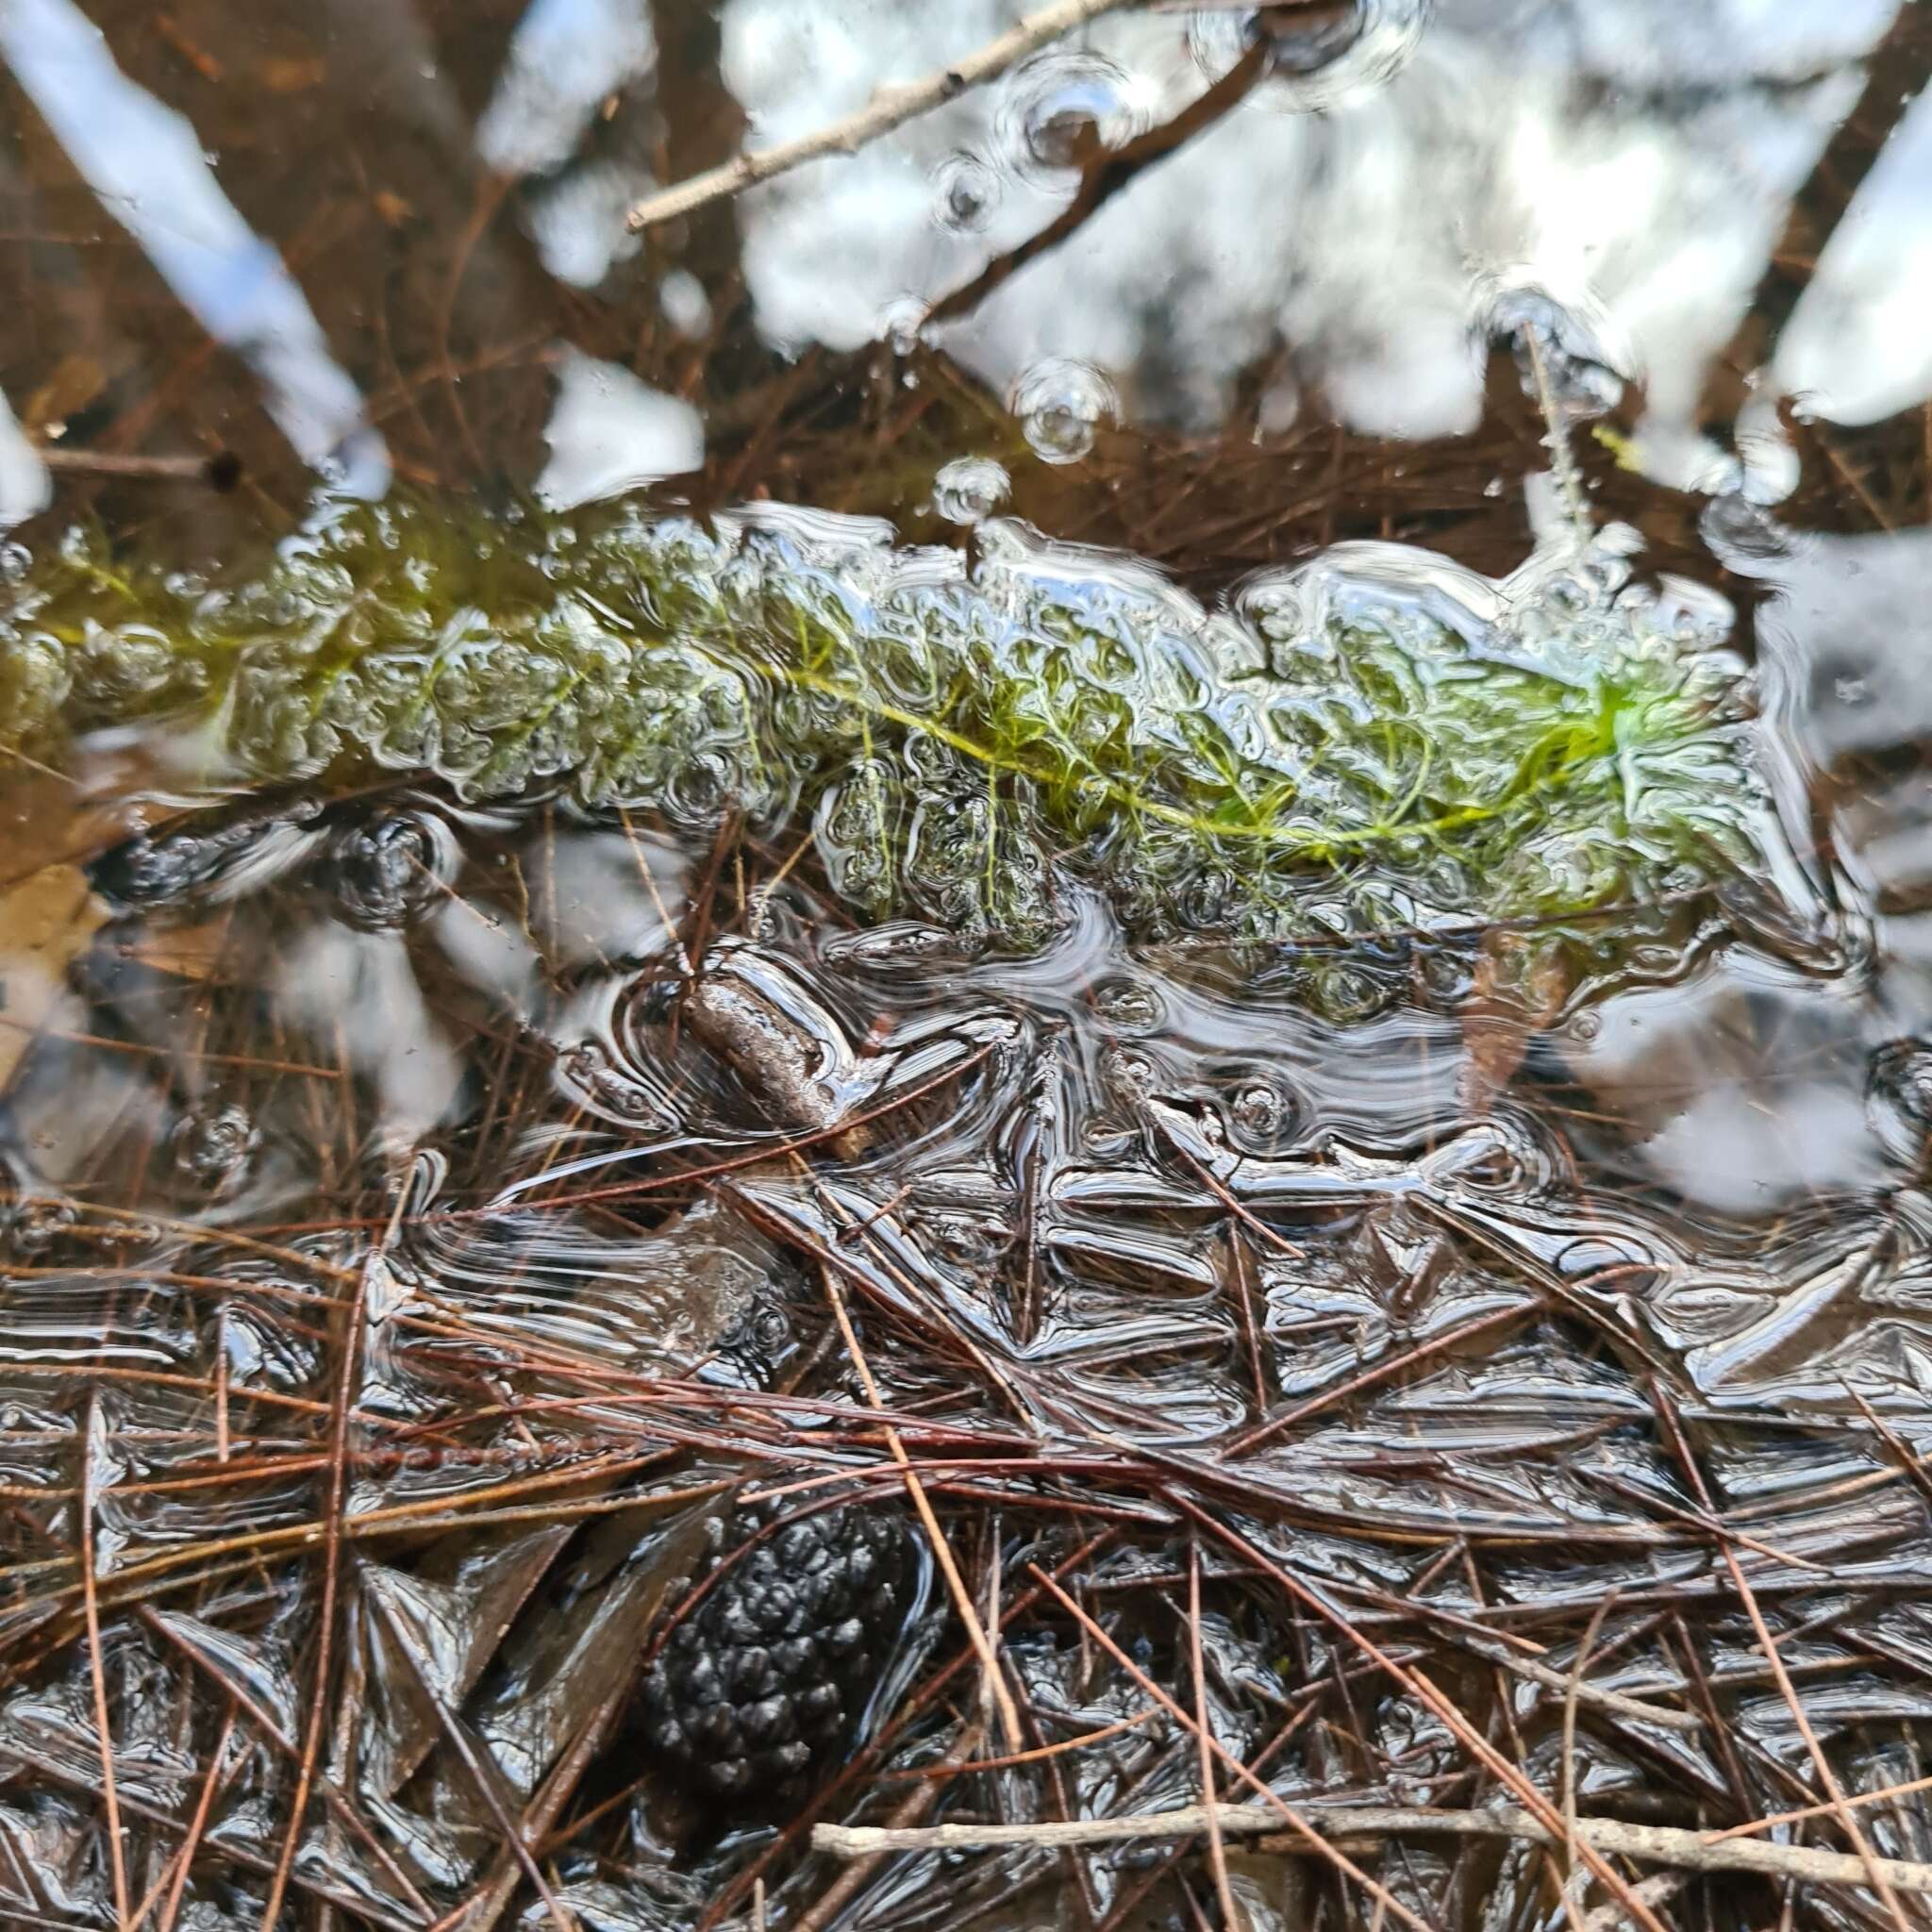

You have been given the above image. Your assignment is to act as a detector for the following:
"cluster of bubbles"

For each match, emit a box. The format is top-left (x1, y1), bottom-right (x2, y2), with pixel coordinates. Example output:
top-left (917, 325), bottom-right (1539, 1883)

top-left (3, 489), bottom-right (1767, 952)
top-left (170, 1102), bottom-right (262, 1200)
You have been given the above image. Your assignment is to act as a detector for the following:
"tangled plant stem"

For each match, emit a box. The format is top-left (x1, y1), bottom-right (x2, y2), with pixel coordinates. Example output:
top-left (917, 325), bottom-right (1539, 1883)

top-left (1, 492), bottom-right (1767, 950)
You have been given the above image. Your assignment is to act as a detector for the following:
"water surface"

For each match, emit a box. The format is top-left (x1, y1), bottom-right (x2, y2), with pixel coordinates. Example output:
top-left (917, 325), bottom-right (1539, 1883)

top-left (5, 4), bottom-right (1932, 1928)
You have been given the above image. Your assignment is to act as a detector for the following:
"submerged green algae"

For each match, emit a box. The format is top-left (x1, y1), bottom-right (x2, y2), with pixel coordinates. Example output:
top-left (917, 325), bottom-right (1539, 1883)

top-left (0, 493), bottom-right (1768, 944)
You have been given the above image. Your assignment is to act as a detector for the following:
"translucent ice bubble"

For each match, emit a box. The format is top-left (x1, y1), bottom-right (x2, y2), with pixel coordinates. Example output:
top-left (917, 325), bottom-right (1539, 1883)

top-left (932, 456), bottom-right (1011, 525)
top-left (931, 150), bottom-right (1000, 234)
top-left (878, 295), bottom-right (928, 358)
top-left (1189, 0), bottom-right (1432, 109)
top-left (997, 49), bottom-right (1152, 182)
top-left (326, 808), bottom-right (460, 930)
top-left (1227, 1074), bottom-right (1302, 1155)
top-left (1009, 359), bottom-right (1117, 464)
top-left (1093, 977), bottom-right (1163, 1033)
top-left (172, 1102), bottom-right (262, 1199)
top-left (658, 269), bottom-right (711, 339)
top-left (1477, 282), bottom-right (1627, 420)
top-left (1867, 1039), bottom-right (1932, 1173)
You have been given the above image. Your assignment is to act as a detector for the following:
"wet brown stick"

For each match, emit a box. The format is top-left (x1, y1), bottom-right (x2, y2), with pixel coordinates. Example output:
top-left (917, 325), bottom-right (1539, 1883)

top-left (681, 966), bottom-right (858, 1145)
top-left (38, 446), bottom-right (214, 478)
top-left (78, 1391), bottom-right (131, 1931)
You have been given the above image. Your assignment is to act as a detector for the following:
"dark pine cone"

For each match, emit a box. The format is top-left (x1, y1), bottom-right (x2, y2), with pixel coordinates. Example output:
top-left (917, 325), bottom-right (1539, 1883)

top-left (641, 1503), bottom-right (912, 1802)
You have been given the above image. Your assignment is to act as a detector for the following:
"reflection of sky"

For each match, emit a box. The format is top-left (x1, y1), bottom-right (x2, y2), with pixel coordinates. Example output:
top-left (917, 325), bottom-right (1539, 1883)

top-left (1704, 505), bottom-right (1932, 1127)
top-left (535, 347), bottom-right (704, 508)
top-left (1720, 514), bottom-right (1932, 760)
top-left (477, 0), bottom-right (657, 288)
top-left (477, 0), bottom-right (655, 176)
top-left (0, 387), bottom-right (49, 528)
top-left (0, 0), bottom-right (388, 493)
top-left (1560, 491), bottom-right (1932, 1213)
top-left (1567, 956), bottom-right (1885, 1214)
top-left (1777, 87), bottom-right (1932, 425)
top-left (705, 0), bottom-right (1919, 469)
top-left (5, 0), bottom-right (1930, 515)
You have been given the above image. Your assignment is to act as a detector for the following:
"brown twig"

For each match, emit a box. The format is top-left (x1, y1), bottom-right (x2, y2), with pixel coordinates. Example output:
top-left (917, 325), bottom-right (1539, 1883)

top-left (1186, 1543), bottom-right (1242, 1932)
top-left (136, 1607), bottom-right (437, 1924)
top-left (1027, 1563), bottom-right (1438, 1932)
top-left (441, 1684), bottom-right (632, 1932)
top-left (813, 1802), bottom-right (1932, 1893)
top-left (1481, 1647), bottom-right (1700, 1736)
top-left (625, 0), bottom-right (1139, 232)
top-left (1227, 1303), bottom-right (1531, 1457)
top-left (37, 446), bottom-right (218, 479)
top-left (368, 1583), bottom-right (578, 1932)
top-left (1563, 1596), bottom-right (1614, 1880)
top-left (1703, 3), bottom-right (1932, 418)
top-left (1650, 1381), bottom-right (1910, 1930)
top-left (147, 1707), bottom-right (236, 1932)
top-left (1175, 1505), bottom-right (1674, 1932)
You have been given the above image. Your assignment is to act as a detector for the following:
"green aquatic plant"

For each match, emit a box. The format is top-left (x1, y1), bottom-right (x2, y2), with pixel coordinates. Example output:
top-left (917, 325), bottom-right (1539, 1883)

top-left (0, 493), bottom-right (1768, 945)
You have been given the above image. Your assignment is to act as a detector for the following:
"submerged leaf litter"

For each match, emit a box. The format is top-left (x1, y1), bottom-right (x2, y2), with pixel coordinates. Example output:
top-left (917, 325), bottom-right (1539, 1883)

top-left (3, 475), bottom-right (1927, 1931)
top-left (6, 0), bottom-right (1932, 1920)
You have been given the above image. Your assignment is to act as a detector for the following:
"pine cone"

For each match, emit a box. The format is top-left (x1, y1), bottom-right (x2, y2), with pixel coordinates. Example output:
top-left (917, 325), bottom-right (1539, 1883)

top-left (641, 1502), bottom-right (911, 1802)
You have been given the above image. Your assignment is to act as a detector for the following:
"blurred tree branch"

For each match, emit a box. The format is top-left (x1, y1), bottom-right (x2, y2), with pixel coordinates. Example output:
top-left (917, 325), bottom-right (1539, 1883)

top-left (625, 0), bottom-right (1143, 232)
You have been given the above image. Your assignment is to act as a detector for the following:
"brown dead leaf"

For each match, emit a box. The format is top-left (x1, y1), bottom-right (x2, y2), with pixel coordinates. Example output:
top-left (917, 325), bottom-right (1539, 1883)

top-left (1457, 931), bottom-right (1572, 1117)
top-left (156, 13), bottom-right (224, 82)
top-left (22, 353), bottom-right (108, 437)
top-left (259, 55), bottom-right (327, 93)
top-left (110, 915), bottom-right (234, 985)
top-left (0, 864), bottom-right (109, 1093)
top-left (372, 189), bottom-right (415, 228)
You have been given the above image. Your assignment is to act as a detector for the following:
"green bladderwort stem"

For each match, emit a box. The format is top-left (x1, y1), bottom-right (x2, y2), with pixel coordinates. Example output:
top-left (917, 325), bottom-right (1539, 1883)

top-left (0, 491), bottom-right (1769, 953)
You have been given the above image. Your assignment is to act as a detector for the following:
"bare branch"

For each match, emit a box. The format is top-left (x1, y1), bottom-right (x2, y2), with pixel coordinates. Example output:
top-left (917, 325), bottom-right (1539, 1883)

top-left (625, 0), bottom-right (1138, 233)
